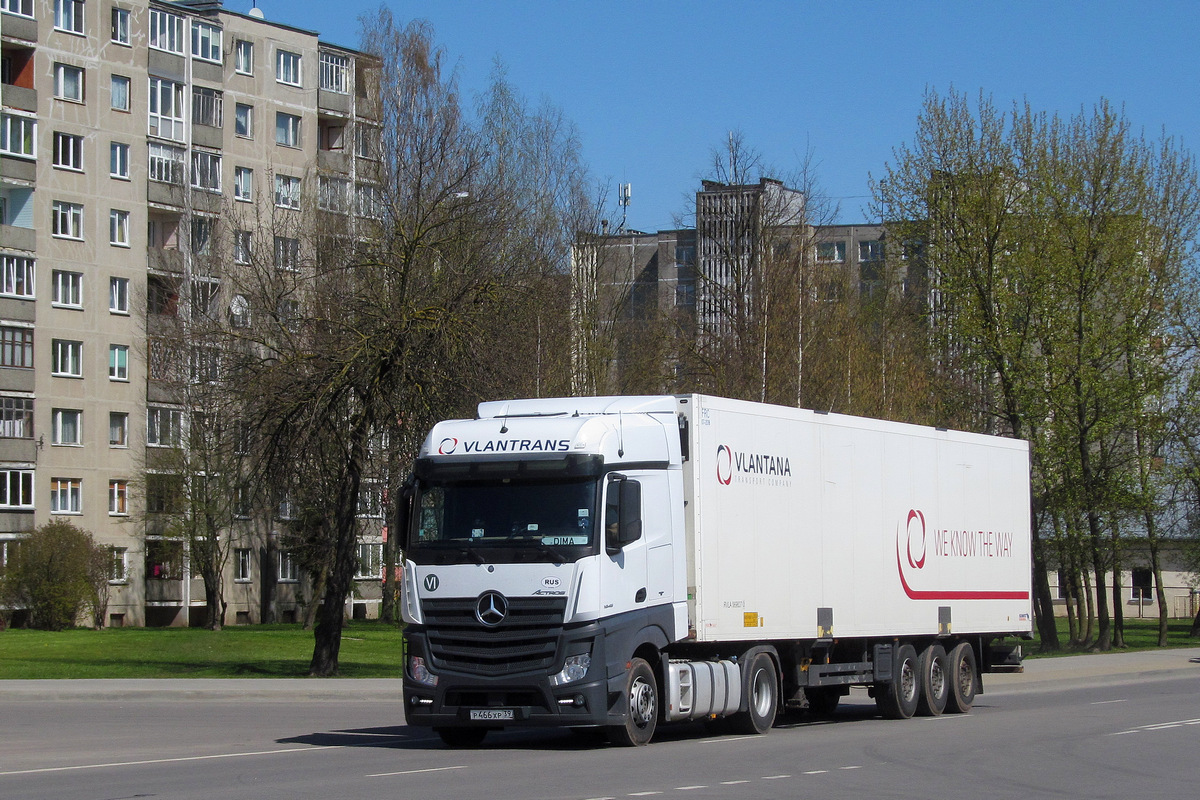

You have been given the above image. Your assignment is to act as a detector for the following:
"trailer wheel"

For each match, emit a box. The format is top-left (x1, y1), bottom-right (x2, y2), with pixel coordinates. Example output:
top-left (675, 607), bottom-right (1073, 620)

top-left (876, 643), bottom-right (920, 720)
top-left (946, 642), bottom-right (978, 713)
top-left (732, 652), bottom-right (778, 734)
top-left (608, 658), bottom-right (658, 747)
top-left (916, 644), bottom-right (949, 716)
top-left (805, 687), bottom-right (841, 716)
top-left (436, 727), bottom-right (488, 747)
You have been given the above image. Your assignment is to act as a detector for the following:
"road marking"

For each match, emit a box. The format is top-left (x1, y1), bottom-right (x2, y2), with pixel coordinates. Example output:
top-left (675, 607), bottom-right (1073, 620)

top-left (839, 765), bottom-right (863, 770)
top-left (674, 786), bottom-right (707, 791)
top-left (1091, 699), bottom-right (1128, 705)
top-left (0, 745), bottom-right (345, 777)
top-left (701, 736), bottom-right (758, 744)
top-left (762, 774), bottom-right (791, 779)
top-left (1111, 717), bottom-right (1200, 735)
top-left (629, 792), bottom-right (662, 797)
top-left (367, 765), bottom-right (469, 778)
top-left (720, 780), bottom-right (750, 785)
top-left (804, 770), bottom-right (828, 775)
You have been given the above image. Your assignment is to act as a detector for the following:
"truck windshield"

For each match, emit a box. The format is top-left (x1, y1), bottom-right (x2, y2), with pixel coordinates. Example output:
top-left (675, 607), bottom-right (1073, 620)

top-left (409, 477), bottom-right (598, 565)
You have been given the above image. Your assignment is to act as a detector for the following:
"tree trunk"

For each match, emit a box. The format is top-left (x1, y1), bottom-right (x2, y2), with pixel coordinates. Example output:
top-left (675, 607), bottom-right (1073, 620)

top-left (1030, 508), bottom-right (1060, 651)
top-left (1110, 519), bottom-right (1124, 648)
top-left (302, 564), bottom-right (327, 631)
top-left (1088, 511), bottom-right (1111, 650)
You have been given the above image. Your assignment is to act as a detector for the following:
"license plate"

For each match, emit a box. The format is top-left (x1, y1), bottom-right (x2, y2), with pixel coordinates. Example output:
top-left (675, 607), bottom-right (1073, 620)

top-left (469, 709), bottom-right (514, 721)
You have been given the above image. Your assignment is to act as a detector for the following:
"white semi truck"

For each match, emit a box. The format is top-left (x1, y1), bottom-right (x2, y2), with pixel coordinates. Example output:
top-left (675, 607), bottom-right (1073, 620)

top-left (399, 395), bottom-right (1032, 746)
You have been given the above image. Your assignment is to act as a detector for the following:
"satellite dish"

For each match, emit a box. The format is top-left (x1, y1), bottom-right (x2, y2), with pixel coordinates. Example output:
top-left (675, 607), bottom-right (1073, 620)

top-left (249, 7), bottom-right (264, 18)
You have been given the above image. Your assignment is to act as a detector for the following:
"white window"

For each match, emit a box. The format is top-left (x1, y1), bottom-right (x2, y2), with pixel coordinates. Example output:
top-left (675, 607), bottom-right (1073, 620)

top-left (52, 201), bottom-right (84, 240)
top-left (817, 241), bottom-right (846, 262)
top-left (274, 175), bottom-right (300, 209)
top-left (275, 113), bottom-right (300, 148)
top-left (235, 40), bottom-right (254, 75)
top-left (111, 75), bottom-right (131, 112)
top-left (0, 114), bottom-right (36, 159)
top-left (148, 78), bottom-right (185, 141)
top-left (2, 0), bottom-right (33, 18)
top-left (54, 63), bottom-right (84, 102)
top-left (319, 177), bottom-right (350, 213)
top-left (110, 277), bottom-right (129, 314)
top-left (192, 87), bottom-right (222, 128)
top-left (148, 143), bottom-right (185, 184)
top-left (0, 255), bottom-right (34, 299)
top-left (111, 7), bottom-right (130, 45)
top-left (109, 210), bottom-right (130, 246)
top-left (859, 240), bottom-right (884, 261)
top-left (274, 236), bottom-right (300, 271)
top-left (52, 339), bottom-right (83, 376)
top-left (354, 125), bottom-right (378, 159)
top-left (355, 543), bottom-right (382, 579)
top-left (109, 411), bottom-right (128, 447)
top-left (278, 550), bottom-right (298, 582)
top-left (0, 396), bottom-right (34, 439)
top-left (319, 52), bottom-right (349, 93)
top-left (235, 548), bottom-right (253, 582)
top-left (357, 483), bottom-right (383, 518)
top-left (191, 218), bottom-right (213, 256)
top-left (189, 345), bottom-right (220, 383)
top-left (0, 469), bottom-right (34, 509)
top-left (52, 270), bottom-right (83, 307)
top-left (50, 478), bottom-right (82, 514)
top-left (276, 50), bottom-right (301, 86)
top-left (110, 142), bottom-right (130, 179)
top-left (234, 167), bottom-right (253, 202)
top-left (191, 277), bottom-right (219, 318)
top-left (109, 481), bottom-right (129, 516)
top-left (192, 22), bottom-right (222, 63)
top-left (52, 408), bottom-right (81, 445)
top-left (109, 546), bottom-right (128, 580)
top-left (234, 104), bottom-right (253, 138)
top-left (109, 344), bottom-right (129, 381)
top-left (52, 132), bottom-right (84, 171)
top-left (147, 407), bottom-right (183, 447)
top-left (54, 0), bottom-right (84, 34)
top-left (234, 231), bottom-right (252, 264)
top-left (356, 184), bottom-right (382, 219)
top-left (149, 9), bottom-right (184, 54)
top-left (191, 151), bottom-right (221, 192)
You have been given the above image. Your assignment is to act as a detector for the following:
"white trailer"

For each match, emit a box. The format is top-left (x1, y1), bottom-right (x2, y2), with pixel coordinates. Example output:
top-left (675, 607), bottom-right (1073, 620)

top-left (400, 395), bottom-right (1032, 746)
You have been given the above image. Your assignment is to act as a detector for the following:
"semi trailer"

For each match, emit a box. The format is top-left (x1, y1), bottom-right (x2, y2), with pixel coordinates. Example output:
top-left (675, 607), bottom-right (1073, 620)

top-left (399, 395), bottom-right (1032, 746)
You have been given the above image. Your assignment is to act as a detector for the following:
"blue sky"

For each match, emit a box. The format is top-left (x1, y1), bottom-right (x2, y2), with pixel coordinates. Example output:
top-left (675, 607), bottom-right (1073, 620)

top-left (232, 1), bottom-right (1200, 229)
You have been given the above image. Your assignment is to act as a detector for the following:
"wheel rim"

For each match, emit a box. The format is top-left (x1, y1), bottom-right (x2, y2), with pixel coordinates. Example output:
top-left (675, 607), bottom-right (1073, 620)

top-left (900, 660), bottom-right (917, 703)
top-left (930, 659), bottom-right (945, 699)
top-left (957, 657), bottom-right (973, 697)
top-left (629, 675), bottom-right (655, 728)
top-left (751, 667), bottom-right (773, 717)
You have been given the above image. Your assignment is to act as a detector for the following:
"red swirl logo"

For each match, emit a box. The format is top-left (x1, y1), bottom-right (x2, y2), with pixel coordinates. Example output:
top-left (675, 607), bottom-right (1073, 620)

top-left (438, 437), bottom-right (458, 455)
top-left (906, 509), bottom-right (926, 570)
top-left (715, 445), bottom-right (733, 485)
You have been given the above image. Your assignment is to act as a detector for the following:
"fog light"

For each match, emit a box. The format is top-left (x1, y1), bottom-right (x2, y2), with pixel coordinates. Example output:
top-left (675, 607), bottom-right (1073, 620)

top-left (410, 656), bottom-right (438, 687)
top-left (550, 654), bottom-right (591, 686)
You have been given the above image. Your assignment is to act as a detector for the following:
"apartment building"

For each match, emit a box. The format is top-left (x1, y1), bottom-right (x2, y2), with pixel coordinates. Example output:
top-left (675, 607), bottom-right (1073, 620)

top-left (0, 0), bottom-right (383, 626)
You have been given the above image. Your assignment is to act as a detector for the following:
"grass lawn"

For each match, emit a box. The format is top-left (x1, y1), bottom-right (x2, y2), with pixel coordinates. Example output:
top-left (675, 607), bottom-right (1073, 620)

top-left (0, 621), bottom-right (406, 679)
top-left (1027, 615), bottom-right (1200, 657)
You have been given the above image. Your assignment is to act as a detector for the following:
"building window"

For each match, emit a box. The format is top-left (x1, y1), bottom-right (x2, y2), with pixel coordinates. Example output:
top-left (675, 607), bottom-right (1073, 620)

top-left (191, 277), bottom-right (219, 319)
top-left (110, 277), bottom-right (129, 314)
top-left (192, 86), bottom-right (222, 128)
top-left (1131, 567), bottom-right (1153, 601)
top-left (318, 177), bottom-right (350, 213)
top-left (146, 474), bottom-right (183, 514)
top-left (232, 548), bottom-right (253, 582)
top-left (235, 40), bottom-right (254, 75)
top-left (110, 142), bottom-right (130, 179)
top-left (147, 143), bottom-right (185, 184)
top-left (357, 482), bottom-right (383, 518)
top-left (354, 125), bottom-right (378, 160)
top-left (355, 543), bottom-right (382, 579)
top-left (0, 326), bottom-right (33, 369)
top-left (109, 210), bottom-right (130, 247)
top-left (0, 255), bottom-right (34, 299)
top-left (192, 22), bottom-right (222, 63)
top-left (52, 408), bottom-right (81, 446)
top-left (319, 122), bottom-right (344, 152)
top-left (0, 114), bottom-right (36, 159)
top-left (50, 478), bottom-right (82, 514)
top-left (233, 231), bottom-right (252, 264)
top-left (109, 412), bottom-right (128, 447)
top-left (817, 241), bottom-right (846, 262)
top-left (189, 218), bottom-right (212, 258)
top-left (356, 184), bottom-right (382, 218)
top-left (147, 407), bottom-right (182, 447)
top-left (148, 78), bottom-right (185, 141)
top-left (278, 550), bottom-right (298, 582)
top-left (52, 201), bottom-right (84, 240)
top-left (52, 270), bottom-right (83, 308)
top-left (54, 63), bottom-right (84, 102)
top-left (275, 113), bottom-right (301, 148)
top-left (111, 75), bottom-right (131, 112)
top-left (53, 0), bottom-right (84, 34)
top-left (276, 50), bottom-right (301, 86)
top-left (859, 240), bottom-right (884, 261)
top-left (111, 7), bottom-right (130, 45)
top-left (274, 236), bottom-right (300, 271)
top-left (0, 469), bottom-right (33, 509)
top-left (274, 175), bottom-right (300, 209)
top-left (52, 132), bottom-right (83, 171)
top-left (109, 546), bottom-right (128, 581)
top-left (0, 396), bottom-right (33, 439)
top-left (191, 151), bottom-right (221, 193)
top-left (319, 52), bottom-right (349, 93)
top-left (2, 0), bottom-right (33, 18)
top-left (146, 539), bottom-right (183, 579)
top-left (108, 481), bottom-right (129, 516)
top-left (148, 274), bottom-right (180, 316)
top-left (52, 339), bottom-right (83, 377)
top-left (234, 166), bottom-right (253, 202)
top-left (230, 294), bottom-right (251, 328)
top-left (234, 103), bottom-right (252, 138)
top-left (109, 344), bottom-right (129, 381)
top-left (149, 9), bottom-right (184, 54)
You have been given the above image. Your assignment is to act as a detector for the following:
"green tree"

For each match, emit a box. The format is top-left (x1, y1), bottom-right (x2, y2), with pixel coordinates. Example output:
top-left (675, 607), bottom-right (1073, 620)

top-left (1, 521), bottom-right (109, 630)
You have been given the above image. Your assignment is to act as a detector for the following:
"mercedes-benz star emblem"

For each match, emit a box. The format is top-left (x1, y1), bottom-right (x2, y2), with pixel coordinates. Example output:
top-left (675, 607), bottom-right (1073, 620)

top-left (475, 591), bottom-right (508, 627)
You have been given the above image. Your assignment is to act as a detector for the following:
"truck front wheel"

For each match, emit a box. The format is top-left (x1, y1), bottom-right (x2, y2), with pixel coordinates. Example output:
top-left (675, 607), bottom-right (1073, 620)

top-left (731, 651), bottom-right (778, 734)
top-left (609, 658), bottom-right (658, 747)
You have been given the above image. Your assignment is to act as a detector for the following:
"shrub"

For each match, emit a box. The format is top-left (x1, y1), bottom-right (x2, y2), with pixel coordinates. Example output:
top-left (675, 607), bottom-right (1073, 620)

top-left (0, 521), bottom-right (109, 630)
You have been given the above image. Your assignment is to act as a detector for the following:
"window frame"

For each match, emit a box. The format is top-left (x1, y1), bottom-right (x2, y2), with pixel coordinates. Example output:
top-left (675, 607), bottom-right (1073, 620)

top-left (110, 74), bottom-right (131, 112)
top-left (148, 77), bottom-right (186, 141)
top-left (109, 209), bottom-right (130, 247)
top-left (109, 411), bottom-right (129, 448)
top-left (0, 469), bottom-right (33, 510)
top-left (319, 52), bottom-right (349, 94)
top-left (234, 40), bottom-right (254, 75)
top-left (51, 270), bottom-right (83, 308)
top-left (191, 22), bottom-right (222, 64)
top-left (53, 0), bottom-right (84, 35)
top-left (51, 339), bottom-right (83, 377)
top-left (51, 407), bottom-right (82, 446)
top-left (146, 406), bottom-right (183, 448)
top-left (190, 150), bottom-right (222, 193)
top-left (275, 112), bottom-right (301, 148)
top-left (0, 395), bottom-right (34, 439)
top-left (0, 113), bottom-right (36, 160)
top-left (110, 7), bottom-right (131, 45)
top-left (109, 343), bottom-right (129, 381)
top-left (51, 478), bottom-right (83, 515)
top-left (51, 201), bottom-right (84, 241)
top-left (0, 326), bottom-right (34, 369)
top-left (110, 276), bottom-right (130, 314)
top-left (149, 8), bottom-right (184, 55)
top-left (234, 166), bottom-right (253, 202)
top-left (53, 63), bottom-right (85, 102)
top-left (0, 255), bottom-right (34, 300)
top-left (276, 49), bottom-right (301, 86)
top-left (110, 142), bottom-right (130, 180)
top-left (235, 548), bottom-right (253, 582)
top-left (274, 175), bottom-right (300, 209)
top-left (234, 103), bottom-right (253, 138)
top-left (52, 131), bottom-right (84, 172)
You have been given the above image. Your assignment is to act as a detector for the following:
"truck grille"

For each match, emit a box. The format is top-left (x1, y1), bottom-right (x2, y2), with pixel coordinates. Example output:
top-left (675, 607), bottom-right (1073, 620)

top-left (422, 596), bottom-right (567, 676)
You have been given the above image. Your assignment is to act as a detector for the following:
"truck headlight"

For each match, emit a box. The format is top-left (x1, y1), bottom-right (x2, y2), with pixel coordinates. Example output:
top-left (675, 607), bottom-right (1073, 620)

top-left (410, 656), bottom-right (438, 687)
top-left (550, 654), bottom-right (591, 686)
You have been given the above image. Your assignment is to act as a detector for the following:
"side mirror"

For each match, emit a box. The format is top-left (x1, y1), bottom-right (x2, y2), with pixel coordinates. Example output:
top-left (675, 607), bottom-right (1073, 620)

top-left (395, 478), bottom-right (414, 551)
top-left (605, 474), bottom-right (642, 554)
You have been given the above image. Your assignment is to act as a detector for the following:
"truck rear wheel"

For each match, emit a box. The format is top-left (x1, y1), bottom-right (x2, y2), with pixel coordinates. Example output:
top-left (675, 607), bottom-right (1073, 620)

top-left (731, 652), bottom-right (778, 734)
top-left (916, 644), bottom-right (949, 716)
top-left (436, 727), bottom-right (488, 747)
top-left (946, 642), bottom-right (978, 713)
top-left (876, 643), bottom-right (920, 720)
top-left (608, 658), bottom-right (658, 747)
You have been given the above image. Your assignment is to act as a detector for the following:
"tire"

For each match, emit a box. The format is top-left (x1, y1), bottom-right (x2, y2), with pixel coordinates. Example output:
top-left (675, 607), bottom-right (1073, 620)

top-left (876, 643), bottom-right (920, 720)
top-left (436, 727), bottom-right (488, 747)
top-left (731, 651), bottom-right (778, 735)
top-left (805, 686), bottom-right (841, 716)
top-left (916, 644), bottom-right (949, 716)
top-left (946, 642), bottom-right (978, 713)
top-left (608, 657), bottom-right (658, 747)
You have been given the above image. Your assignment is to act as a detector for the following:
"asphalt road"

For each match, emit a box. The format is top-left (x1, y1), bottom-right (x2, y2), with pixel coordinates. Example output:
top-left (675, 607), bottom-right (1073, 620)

top-left (1, 648), bottom-right (1198, 800)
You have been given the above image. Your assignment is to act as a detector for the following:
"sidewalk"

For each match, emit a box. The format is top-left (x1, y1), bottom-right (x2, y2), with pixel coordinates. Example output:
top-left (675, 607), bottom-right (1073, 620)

top-left (985, 645), bottom-right (1200, 693)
